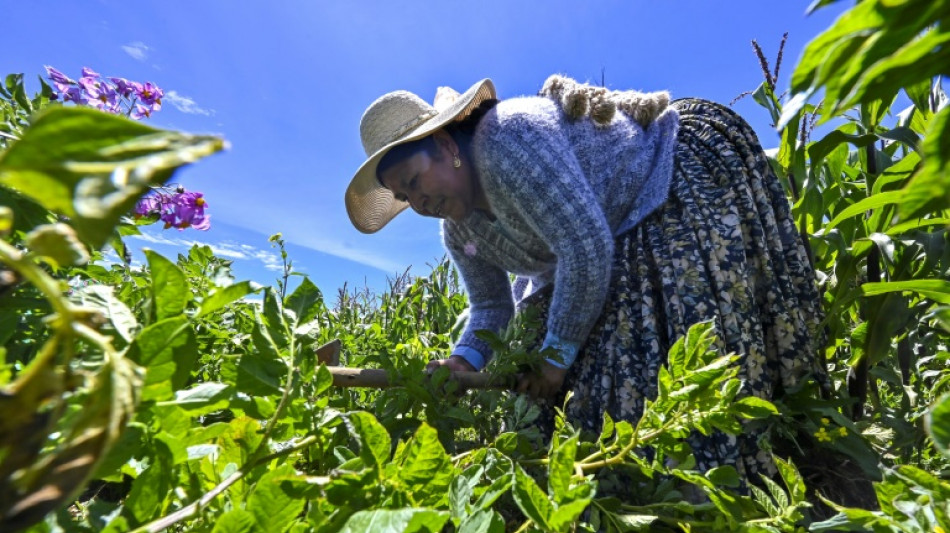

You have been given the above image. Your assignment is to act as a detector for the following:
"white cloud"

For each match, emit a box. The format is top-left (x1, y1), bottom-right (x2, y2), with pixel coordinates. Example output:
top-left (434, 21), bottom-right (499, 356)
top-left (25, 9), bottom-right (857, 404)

top-left (130, 233), bottom-right (284, 271)
top-left (290, 234), bottom-right (406, 275)
top-left (165, 90), bottom-right (214, 116)
top-left (217, 214), bottom-right (421, 275)
top-left (121, 41), bottom-right (150, 61)
top-left (127, 226), bottom-right (403, 276)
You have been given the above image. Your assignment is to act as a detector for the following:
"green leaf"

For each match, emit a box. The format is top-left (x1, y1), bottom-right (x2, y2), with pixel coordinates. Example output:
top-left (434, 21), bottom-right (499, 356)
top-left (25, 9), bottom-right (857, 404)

top-left (449, 465), bottom-right (484, 519)
top-left (12, 76), bottom-right (31, 112)
top-left (473, 467), bottom-right (513, 510)
top-left (349, 411), bottom-right (391, 471)
top-left (284, 276), bottom-right (324, 326)
top-left (761, 474), bottom-right (790, 509)
top-left (808, 129), bottom-right (877, 166)
top-left (262, 287), bottom-right (290, 348)
top-left (222, 349), bottom-right (287, 397)
top-left (155, 431), bottom-right (188, 465)
top-left (123, 437), bottom-right (173, 523)
top-left (875, 126), bottom-right (920, 151)
top-left (248, 464), bottom-right (306, 533)
top-left (605, 512), bottom-right (659, 531)
top-left (841, 28), bottom-right (950, 114)
top-left (127, 316), bottom-right (195, 401)
top-left (211, 509), bottom-right (257, 533)
top-left (548, 435), bottom-right (578, 503)
top-left (904, 78), bottom-right (935, 118)
top-left (314, 364), bottom-right (333, 397)
top-left (822, 190), bottom-right (904, 233)
top-left (809, 505), bottom-right (890, 531)
top-left (774, 457), bottom-right (807, 504)
top-left (751, 485), bottom-right (780, 517)
top-left (706, 465), bottom-right (741, 488)
top-left (865, 292), bottom-right (910, 367)
top-left (666, 335), bottom-right (687, 380)
top-left (458, 509), bottom-right (505, 533)
top-left (871, 150), bottom-right (921, 196)
top-left (901, 105), bottom-right (950, 219)
top-left (166, 382), bottom-right (231, 415)
top-left (512, 465), bottom-right (553, 530)
top-left (231, 395), bottom-right (276, 419)
top-left (72, 284), bottom-right (137, 343)
top-left (0, 107), bottom-right (226, 249)
top-left (862, 279), bottom-right (950, 305)
top-left (338, 508), bottom-right (450, 533)
top-left (732, 396), bottom-right (779, 419)
top-left (251, 315), bottom-right (283, 367)
top-left (599, 410), bottom-right (615, 443)
top-left (146, 250), bottom-right (189, 321)
top-left (752, 82), bottom-right (780, 126)
top-left (396, 423), bottom-right (452, 505)
top-left (549, 499), bottom-right (592, 531)
top-left (93, 423), bottom-right (145, 481)
top-left (927, 393), bottom-right (950, 459)
top-left (198, 280), bottom-right (258, 318)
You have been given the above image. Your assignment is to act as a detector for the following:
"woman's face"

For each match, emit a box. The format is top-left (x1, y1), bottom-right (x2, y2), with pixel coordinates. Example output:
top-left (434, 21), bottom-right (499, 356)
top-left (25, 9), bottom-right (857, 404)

top-left (379, 131), bottom-right (478, 222)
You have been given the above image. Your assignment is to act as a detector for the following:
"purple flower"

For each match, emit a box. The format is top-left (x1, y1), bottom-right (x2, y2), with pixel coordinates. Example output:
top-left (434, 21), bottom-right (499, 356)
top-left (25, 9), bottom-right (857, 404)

top-left (133, 195), bottom-right (159, 218)
top-left (77, 73), bottom-right (119, 112)
top-left (110, 77), bottom-right (140, 98)
top-left (46, 66), bottom-right (165, 119)
top-left (61, 86), bottom-right (83, 103)
top-left (45, 66), bottom-right (73, 84)
top-left (136, 82), bottom-right (163, 107)
top-left (131, 188), bottom-right (210, 231)
top-left (171, 191), bottom-right (210, 230)
top-left (130, 103), bottom-right (154, 120)
top-left (463, 241), bottom-right (477, 257)
top-left (45, 66), bottom-right (75, 91)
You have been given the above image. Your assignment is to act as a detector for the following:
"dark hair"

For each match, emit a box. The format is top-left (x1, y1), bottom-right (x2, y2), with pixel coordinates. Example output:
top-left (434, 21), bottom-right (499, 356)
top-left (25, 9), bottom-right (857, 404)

top-left (376, 98), bottom-right (499, 185)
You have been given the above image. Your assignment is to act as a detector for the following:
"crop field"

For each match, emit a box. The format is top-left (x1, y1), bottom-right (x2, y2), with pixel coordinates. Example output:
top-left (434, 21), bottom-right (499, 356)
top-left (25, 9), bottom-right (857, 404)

top-left (1, 1), bottom-right (949, 531)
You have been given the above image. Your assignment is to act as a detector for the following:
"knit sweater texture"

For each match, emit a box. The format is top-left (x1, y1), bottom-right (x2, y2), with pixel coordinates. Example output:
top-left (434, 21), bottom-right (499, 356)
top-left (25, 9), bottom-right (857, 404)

top-left (442, 96), bottom-right (680, 367)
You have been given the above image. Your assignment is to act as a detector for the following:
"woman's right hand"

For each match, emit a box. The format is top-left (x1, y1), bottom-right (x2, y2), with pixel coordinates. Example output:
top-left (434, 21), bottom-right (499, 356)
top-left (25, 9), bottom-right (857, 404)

top-left (426, 355), bottom-right (476, 374)
top-left (426, 355), bottom-right (476, 399)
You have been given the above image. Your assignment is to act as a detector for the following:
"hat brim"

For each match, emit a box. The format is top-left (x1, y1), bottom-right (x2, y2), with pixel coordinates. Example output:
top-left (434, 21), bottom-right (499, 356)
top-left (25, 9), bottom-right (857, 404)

top-left (346, 79), bottom-right (496, 234)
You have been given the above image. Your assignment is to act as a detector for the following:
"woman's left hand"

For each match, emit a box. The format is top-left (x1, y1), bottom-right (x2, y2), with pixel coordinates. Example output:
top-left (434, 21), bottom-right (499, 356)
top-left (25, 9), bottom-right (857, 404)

top-left (516, 361), bottom-right (568, 400)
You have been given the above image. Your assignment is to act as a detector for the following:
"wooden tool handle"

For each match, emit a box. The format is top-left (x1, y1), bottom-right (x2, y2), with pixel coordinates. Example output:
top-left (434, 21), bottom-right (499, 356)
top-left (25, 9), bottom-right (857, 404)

top-left (327, 366), bottom-right (511, 390)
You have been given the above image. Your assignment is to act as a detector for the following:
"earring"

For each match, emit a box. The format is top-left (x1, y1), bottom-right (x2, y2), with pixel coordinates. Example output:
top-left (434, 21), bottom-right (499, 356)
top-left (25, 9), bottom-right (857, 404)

top-left (453, 154), bottom-right (461, 168)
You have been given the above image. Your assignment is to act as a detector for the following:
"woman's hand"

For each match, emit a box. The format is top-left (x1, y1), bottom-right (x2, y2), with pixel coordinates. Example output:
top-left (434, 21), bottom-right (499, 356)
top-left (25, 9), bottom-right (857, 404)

top-left (516, 361), bottom-right (568, 400)
top-left (425, 355), bottom-right (476, 374)
top-left (426, 356), bottom-right (476, 399)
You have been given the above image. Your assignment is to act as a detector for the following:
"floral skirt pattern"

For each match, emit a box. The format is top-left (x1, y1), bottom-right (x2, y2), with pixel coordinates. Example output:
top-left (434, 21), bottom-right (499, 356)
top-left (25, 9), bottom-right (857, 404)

top-left (525, 98), bottom-right (825, 481)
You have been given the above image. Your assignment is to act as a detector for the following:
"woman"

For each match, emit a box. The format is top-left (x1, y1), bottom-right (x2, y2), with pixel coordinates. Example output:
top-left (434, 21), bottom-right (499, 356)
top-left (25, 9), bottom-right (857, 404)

top-left (345, 77), bottom-right (824, 479)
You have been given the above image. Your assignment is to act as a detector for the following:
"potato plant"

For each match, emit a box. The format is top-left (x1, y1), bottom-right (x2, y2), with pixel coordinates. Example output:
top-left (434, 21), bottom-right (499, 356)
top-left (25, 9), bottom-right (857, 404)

top-left (2, 0), bottom-right (950, 531)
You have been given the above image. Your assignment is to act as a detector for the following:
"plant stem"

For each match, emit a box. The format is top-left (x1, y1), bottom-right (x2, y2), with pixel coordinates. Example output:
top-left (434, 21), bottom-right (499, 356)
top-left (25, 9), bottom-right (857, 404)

top-left (254, 336), bottom-right (297, 458)
top-left (512, 520), bottom-right (531, 533)
top-left (0, 240), bottom-right (71, 319)
top-left (134, 436), bottom-right (316, 533)
top-left (519, 457), bottom-right (550, 467)
top-left (451, 450), bottom-right (475, 463)
top-left (577, 418), bottom-right (679, 473)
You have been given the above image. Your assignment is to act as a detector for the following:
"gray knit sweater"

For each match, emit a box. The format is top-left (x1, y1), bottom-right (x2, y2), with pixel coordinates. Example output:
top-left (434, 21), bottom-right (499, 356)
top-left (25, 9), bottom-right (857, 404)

top-left (442, 96), bottom-right (680, 369)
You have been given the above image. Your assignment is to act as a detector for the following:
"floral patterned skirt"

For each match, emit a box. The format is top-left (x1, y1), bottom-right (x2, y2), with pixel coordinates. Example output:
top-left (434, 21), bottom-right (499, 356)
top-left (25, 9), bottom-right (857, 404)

top-left (526, 98), bottom-right (825, 481)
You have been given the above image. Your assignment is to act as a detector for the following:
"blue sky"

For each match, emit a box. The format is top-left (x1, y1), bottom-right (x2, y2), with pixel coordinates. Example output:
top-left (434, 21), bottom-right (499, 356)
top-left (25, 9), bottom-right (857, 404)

top-left (2, 1), bottom-right (849, 296)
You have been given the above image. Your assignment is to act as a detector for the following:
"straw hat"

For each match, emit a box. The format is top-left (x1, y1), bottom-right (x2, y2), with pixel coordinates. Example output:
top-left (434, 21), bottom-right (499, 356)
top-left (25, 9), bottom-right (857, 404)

top-left (345, 79), bottom-right (496, 234)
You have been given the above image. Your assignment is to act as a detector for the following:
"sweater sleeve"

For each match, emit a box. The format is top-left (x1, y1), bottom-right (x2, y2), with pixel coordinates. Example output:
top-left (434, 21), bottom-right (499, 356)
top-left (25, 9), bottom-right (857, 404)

top-left (444, 225), bottom-right (514, 370)
top-left (473, 109), bottom-right (614, 353)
